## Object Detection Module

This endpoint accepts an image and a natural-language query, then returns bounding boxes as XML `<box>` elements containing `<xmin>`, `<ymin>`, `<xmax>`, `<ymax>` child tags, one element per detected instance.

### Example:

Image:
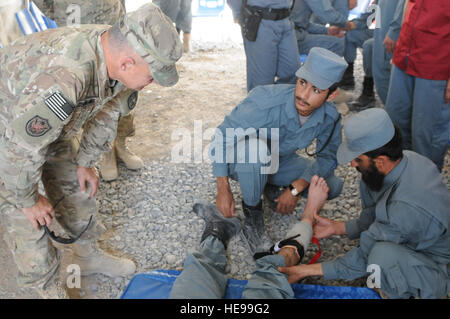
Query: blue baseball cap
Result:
<box><xmin>295</xmin><ymin>47</ymin><xmax>348</xmax><ymax>90</ymax></box>
<box><xmin>337</xmin><ymin>108</ymin><xmax>395</xmax><ymax>165</ymax></box>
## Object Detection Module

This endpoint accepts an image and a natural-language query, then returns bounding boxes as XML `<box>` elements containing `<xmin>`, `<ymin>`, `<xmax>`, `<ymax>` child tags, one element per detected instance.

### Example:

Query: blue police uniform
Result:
<box><xmin>310</xmin><ymin>0</ymin><xmax>350</xmax><ymax>25</ymax></box>
<box><xmin>372</xmin><ymin>0</ymin><xmax>404</xmax><ymax>104</ymax></box>
<box><xmin>227</xmin><ymin>0</ymin><xmax>300</xmax><ymax>92</ymax></box>
<box><xmin>322</xmin><ymin>151</ymin><xmax>450</xmax><ymax>299</ymax></box>
<box><xmin>343</xmin><ymin>8</ymin><xmax>374</xmax><ymax>66</ymax></box>
<box><xmin>290</xmin><ymin>0</ymin><xmax>348</xmax><ymax>56</ymax></box>
<box><xmin>153</xmin><ymin>0</ymin><xmax>192</xmax><ymax>34</ymax></box>
<box><xmin>211</xmin><ymin>84</ymin><xmax>343</xmax><ymax>207</ymax></box>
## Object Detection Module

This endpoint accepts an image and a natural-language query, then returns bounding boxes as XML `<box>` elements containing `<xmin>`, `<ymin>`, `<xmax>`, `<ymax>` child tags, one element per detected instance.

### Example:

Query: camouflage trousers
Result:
<box><xmin>0</xmin><ymin>137</ymin><xmax>105</xmax><ymax>288</ymax></box>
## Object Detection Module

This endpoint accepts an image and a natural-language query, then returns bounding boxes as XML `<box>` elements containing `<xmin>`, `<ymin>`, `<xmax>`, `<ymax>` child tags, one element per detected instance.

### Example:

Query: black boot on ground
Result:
<box><xmin>339</xmin><ymin>62</ymin><xmax>355</xmax><ymax>90</ymax></box>
<box><xmin>349</xmin><ymin>76</ymin><xmax>375</xmax><ymax>111</ymax></box>
<box><xmin>241</xmin><ymin>201</ymin><xmax>272</xmax><ymax>256</ymax></box>
<box><xmin>193</xmin><ymin>201</ymin><xmax>241</xmax><ymax>249</ymax></box>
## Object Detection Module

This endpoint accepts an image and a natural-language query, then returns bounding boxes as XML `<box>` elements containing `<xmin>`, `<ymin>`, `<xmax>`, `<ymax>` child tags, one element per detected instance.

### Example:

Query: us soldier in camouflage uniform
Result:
<box><xmin>33</xmin><ymin>0</ymin><xmax>145</xmax><ymax>181</ymax></box>
<box><xmin>0</xmin><ymin>3</ymin><xmax>182</xmax><ymax>298</ymax></box>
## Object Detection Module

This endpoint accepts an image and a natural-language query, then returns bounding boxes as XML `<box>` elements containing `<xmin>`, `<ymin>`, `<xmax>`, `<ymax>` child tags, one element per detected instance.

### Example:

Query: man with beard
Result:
<box><xmin>277</xmin><ymin>108</ymin><xmax>450</xmax><ymax>299</ymax></box>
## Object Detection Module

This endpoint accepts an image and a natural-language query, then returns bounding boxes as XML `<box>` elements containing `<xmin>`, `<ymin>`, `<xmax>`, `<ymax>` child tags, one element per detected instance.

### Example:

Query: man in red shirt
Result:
<box><xmin>385</xmin><ymin>0</ymin><xmax>450</xmax><ymax>171</ymax></box>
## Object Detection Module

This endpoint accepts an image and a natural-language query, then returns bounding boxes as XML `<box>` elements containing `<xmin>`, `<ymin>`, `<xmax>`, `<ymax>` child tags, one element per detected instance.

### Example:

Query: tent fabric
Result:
<box><xmin>121</xmin><ymin>269</ymin><xmax>381</xmax><ymax>299</ymax></box>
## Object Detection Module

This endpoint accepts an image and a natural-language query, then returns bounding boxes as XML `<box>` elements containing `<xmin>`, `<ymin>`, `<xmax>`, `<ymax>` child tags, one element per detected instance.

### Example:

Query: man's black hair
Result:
<box><xmin>364</xmin><ymin>125</ymin><xmax>403</xmax><ymax>161</ymax></box>
<box><xmin>326</xmin><ymin>82</ymin><xmax>339</xmax><ymax>99</ymax></box>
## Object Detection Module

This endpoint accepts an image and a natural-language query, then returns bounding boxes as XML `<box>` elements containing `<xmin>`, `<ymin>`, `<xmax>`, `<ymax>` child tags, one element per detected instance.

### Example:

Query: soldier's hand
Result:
<box><xmin>275</xmin><ymin>189</ymin><xmax>299</xmax><ymax>215</ymax></box>
<box><xmin>21</xmin><ymin>195</ymin><xmax>55</xmax><ymax>231</ymax></box>
<box><xmin>77</xmin><ymin>166</ymin><xmax>99</xmax><ymax>198</ymax></box>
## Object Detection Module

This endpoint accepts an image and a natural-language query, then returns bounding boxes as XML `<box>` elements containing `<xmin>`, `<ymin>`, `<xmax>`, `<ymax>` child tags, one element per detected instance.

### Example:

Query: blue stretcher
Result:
<box><xmin>121</xmin><ymin>269</ymin><xmax>381</xmax><ymax>299</ymax></box>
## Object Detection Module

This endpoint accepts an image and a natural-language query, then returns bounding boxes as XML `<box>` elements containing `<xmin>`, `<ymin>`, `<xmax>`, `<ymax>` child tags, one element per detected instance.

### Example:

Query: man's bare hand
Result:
<box><xmin>275</xmin><ymin>189</ymin><xmax>299</xmax><ymax>215</ymax></box>
<box><xmin>278</xmin><ymin>264</ymin><xmax>323</xmax><ymax>284</ymax></box>
<box><xmin>327</xmin><ymin>26</ymin><xmax>342</xmax><ymax>37</ymax></box>
<box><xmin>77</xmin><ymin>166</ymin><xmax>99</xmax><ymax>198</ymax></box>
<box><xmin>21</xmin><ymin>195</ymin><xmax>55</xmax><ymax>231</ymax></box>
<box><xmin>216</xmin><ymin>177</ymin><xmax>235</xmax><ymax>217</ymax></box>
<box><xmin>313</xmin><ymin>215</ymin><xmax>347</xmax><ymax>239</ymax></box>
<box><xmin>445</xmin><ymin>78</ymin><xmax>450</xmax><ymax>104</ymax></box>
<box><xmin>383</xmin><ymin>35</ymin><xmax>396</xmax><ymax>54</ymax></box>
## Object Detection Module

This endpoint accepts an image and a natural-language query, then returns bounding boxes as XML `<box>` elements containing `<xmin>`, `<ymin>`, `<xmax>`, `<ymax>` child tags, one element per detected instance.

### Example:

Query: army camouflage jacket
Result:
<box><xmin>0</xmin><ymin>25</ymin><xmax>132</xmax><ymax>209</ymax></box>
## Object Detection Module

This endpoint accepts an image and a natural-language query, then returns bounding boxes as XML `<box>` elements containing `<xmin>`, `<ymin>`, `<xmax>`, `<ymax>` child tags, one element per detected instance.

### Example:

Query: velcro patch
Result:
<box><xmin>26</xmin><ymin>115</ymin><xmax>51</xmax><ymax>137</ymax></box>
<box><xmin>127</xmin><ymin>92</ymin><xmax>138</xmax><ymax>110</ymax></box>
<box><xmin>44</xmin><ymin>92</ymin><xmax>73</xmax><ymax>121</ymax></box>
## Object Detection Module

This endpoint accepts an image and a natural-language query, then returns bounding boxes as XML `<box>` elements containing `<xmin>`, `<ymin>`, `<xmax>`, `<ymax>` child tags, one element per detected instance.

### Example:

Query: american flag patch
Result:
<box><xmin>44</xmin><ymin>92</ymin><xmax>73</xmax><ymax>121</ymax></box>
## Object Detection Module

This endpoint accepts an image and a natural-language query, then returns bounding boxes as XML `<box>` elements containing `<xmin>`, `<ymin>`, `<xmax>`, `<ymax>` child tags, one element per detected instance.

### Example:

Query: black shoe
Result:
<box><xmin>339</xmin><ymin>62</ymin><xmax>355</xmax><ymax>90</ymax></box>
<box><xmin>241</xmin><ymin>201</ymin><xmax>272</xmax><ymax>256</ymax></box>
<box><xmin>193</xmin><ymin>201</ymin><xmax>241</xmax><ymax>249</ymax></box>
<box><xmin>349</xmin><ymin>76</ymin><xmax>375</xmax><ymax>110</ymax></box>
<box><xmin>263</xmin><ymin>184</ymin><xmax>283</xmax><ymax>211</ymax></box>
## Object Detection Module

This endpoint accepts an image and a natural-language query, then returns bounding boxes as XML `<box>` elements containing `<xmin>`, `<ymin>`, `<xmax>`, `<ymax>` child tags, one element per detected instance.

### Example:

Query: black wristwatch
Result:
<box><xmin>289</xmin><ymin>184</ymin><xmax>301</xmax><ymax>197</ymax></box>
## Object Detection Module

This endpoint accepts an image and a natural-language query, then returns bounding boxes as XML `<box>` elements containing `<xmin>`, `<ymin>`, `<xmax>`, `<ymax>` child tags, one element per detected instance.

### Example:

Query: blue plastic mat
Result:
<box><xmin>121</xmin><ymin>269</ymin><xmax>381</xmax><ymax>299</ymax></box>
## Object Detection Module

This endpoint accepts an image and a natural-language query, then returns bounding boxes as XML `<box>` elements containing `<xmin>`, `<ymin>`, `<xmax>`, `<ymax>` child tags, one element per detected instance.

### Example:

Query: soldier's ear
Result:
<box><xmin>119</xmin><ymin>56</ymin><xmax>136</xmax><ymax>71</ymax></box>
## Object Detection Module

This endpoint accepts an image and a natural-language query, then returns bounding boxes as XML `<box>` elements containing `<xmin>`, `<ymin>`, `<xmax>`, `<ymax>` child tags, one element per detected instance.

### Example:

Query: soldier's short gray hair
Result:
<box><xmin>108</xmin><ymin>22</ymin><xmax>129</xmax><ymax>49</ymax></box>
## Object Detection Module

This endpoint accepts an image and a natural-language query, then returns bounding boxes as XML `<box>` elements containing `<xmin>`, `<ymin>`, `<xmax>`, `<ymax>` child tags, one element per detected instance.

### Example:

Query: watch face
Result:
<box><xmin>291</xmin><ymin>188</ymin><xmax>299</xmax><ymax>196</ymax></box>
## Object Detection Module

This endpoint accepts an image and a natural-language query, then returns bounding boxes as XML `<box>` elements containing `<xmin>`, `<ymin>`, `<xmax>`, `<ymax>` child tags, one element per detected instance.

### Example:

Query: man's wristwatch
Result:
<box><xmin>289</xmin><ymin>184</ymin><xmax>301</xmax><ymax>197</ymax></box>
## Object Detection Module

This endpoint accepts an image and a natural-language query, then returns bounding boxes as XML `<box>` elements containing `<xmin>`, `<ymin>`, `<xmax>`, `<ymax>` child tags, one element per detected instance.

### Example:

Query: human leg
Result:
<box><xmin>368</xmin><ymin>242</ymin><xmax>449</xmax><ymax>299</ymax></box>
<box><xmin>385</xmin><ymin>65</ymin><xmax>414</xmax><ymax>150</ymax></box>
<box><xmin>275</xmin><ymin>20</ymin><xmax>301</xmax><ymax>85</ymax></box>
<box><xmin>169</xmin><ymin>202</ymin><xmax>241</xmax><ymax>298</ymax></box>
<box><xmin>411</xmin><ymin>77</ymin><xmax>450</xmax><ymax>171</ymax></box>
<box><xmin>42</xmin><ymin>138</ymin><xmax>135</xmax><ymax>278</ymax></box>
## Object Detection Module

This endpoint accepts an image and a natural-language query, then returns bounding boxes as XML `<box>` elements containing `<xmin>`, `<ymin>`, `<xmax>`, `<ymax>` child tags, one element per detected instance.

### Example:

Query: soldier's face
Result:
<box><xmin>294</xmin><ymin>78</ymin><xmax>329</xmax><ymax>117</ymax></box>
<box><xmin>118</xmin><ymin>56</ymin><xmax>154</xmax><ymax>90</ymax></box>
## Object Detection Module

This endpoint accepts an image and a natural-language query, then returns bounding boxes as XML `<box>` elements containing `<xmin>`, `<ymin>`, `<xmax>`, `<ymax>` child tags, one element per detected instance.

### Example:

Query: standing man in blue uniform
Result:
<box><xmin>290</xmin><ymin>0</ymin><xmax>352</xmax><ymax>56</ymax></box>
<box><xmin>227</xmin><ymin>0</ymin><xmax>300</xmax><ymax>92</ymax></box>
<box><xmin>372</xmin><ymin>0</ymin><xmax>405</xmax><ymax>105</ymax></box>
<box><xmin>279</xmin><ymin>109</ymin><xmax>450</xmax><ymax>299</ymax></box>
<box><xmin>210</xmin><ymin>48</ymin><xmax>347</xmax><ymax>255</ymax></box>
<box><xmin>153</xmin><ymin>0</ymin><xmax>192</xmax><ymax>53</ymax></box>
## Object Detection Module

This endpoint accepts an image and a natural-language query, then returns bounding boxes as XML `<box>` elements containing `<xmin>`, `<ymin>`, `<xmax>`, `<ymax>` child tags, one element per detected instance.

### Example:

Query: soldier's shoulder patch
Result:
<box><xmin>25</xmin><ymin>115</ymin><xmax>52</xmax><ymax>137</ymax></box>
<box><xmin>127</xmin><ymin>92</ymin><xmax>138</xmax><ymax>110</ymax></box>
<box><xmin>44</xmin><ymin>91</ymin><xmax>74</xmax><ymax>121</ymax></box>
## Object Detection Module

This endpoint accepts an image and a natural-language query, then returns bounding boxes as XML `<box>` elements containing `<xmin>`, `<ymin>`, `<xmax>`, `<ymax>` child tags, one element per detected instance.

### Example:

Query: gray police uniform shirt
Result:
<box><xmin>0</xmin><ymin>25</ymin><xmax>127</xmax><ymax>209</ymax></box>
<box><xmin>227</xmin><ymin>0</ymin><xmax>294</xmax><ymax>20</ymax></box>
<box><xmin>211</xmin><ymin>84</ymin><xmax>342</xmax><ymax>182</ymax></box>
<box><xmin>290</xmin><ymin>0</ymin><xmax>348</xmax><ymax>35</ymax></box>
<box><xmin>322</xmin><ymin>151</ymin><xmax>450</xmax><ymax>280</ymax></box>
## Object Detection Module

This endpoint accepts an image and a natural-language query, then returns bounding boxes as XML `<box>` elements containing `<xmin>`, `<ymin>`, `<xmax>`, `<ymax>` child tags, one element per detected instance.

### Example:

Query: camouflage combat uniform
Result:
<box><xmin>0</xmin><ymin>2</ymin><xmax>182</xmax><ymax>289</ymax></box>
<box><xmin>33</xmin><ymin>0</ymin><xmax>137</xmax><ymax>149</ymax></box>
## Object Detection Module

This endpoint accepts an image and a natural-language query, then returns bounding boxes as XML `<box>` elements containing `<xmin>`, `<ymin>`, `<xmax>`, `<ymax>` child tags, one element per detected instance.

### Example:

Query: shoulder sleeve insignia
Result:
<box><xmin>26</xmin><ymin>115</ymin><xmax>52</xmax><ymax>137</ymax></box>
<box><xmin>127</xmin><ymin>92</ymin><xmax>138</xmax><ymax>110</ymax></box>
<box><xmin>44</xmin><ymin>92</ymin><xmax>74</xmax><ymax>121</ymax></box>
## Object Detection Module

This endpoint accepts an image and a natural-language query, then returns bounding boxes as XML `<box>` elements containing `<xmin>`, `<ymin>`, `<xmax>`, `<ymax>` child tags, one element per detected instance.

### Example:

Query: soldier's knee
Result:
<box><xmin>325</xmin><ymin>175</ymin><xmax>343</xmax><ymax>199</ymax></box>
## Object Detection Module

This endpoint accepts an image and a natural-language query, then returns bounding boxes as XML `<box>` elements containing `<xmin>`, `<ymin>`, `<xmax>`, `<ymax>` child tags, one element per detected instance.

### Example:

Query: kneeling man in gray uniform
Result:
<box><xmin>278</xmin><ymin>108</ymin><xmax>450</xmax><ymax>299</ymax></box>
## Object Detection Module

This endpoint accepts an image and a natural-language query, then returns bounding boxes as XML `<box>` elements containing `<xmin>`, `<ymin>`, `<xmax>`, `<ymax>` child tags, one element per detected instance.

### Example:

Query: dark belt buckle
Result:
<box><xmin>43</xmin><ymin>215</ymin><xmax>93</xmax><ymax>245</ymax></box>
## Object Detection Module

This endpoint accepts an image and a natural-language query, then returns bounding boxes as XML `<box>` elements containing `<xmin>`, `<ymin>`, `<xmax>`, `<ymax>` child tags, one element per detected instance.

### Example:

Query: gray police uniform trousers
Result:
<box><xmin>372</xmin><ymin>27</ymin><xmax>393</xmax><ymax>104</ymax></box>
<box><xmin>169</xmin><ymin>236</ymin><xmax>294</xmax><ymax>298</ymax></box>
<box><xmin>153</xmin><ymin>0</ymin><xmax>192</xmax><ymax>34</ymax></box>
<box><xmin>243</xmin><ymin>18</ymin><xmax>300</xmax><ymax>92</ymax></box>
<box><xmin>368</xmin><ymin>241</ymin><xmax>449</xmax><ymax>299</ymax></box>
<box><xmin>0</xmin><ymin>138</ymin><xmax>103</xmax><ymax>287</ymax></box>
<box><xmin>343</xmin><ymin>28</ymin><xmax>373</xmax><ymax>65</ymax></box>
<box><xmin>385</xmin><ymin>65</ymin><xmax>450</xmax><ymax>171</ymax></box>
